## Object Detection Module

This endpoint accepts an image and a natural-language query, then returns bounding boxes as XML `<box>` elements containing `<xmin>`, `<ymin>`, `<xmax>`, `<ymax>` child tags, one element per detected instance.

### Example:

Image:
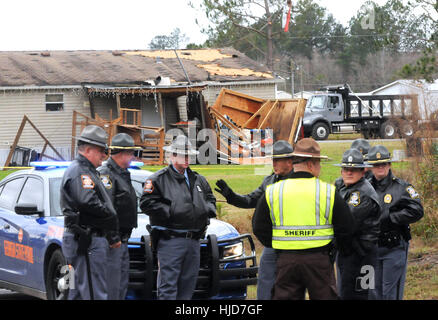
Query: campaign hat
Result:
<box><xmin>75</xmin><ymin>125</ymin><xmax>108</xmax><ymax>149</ymax></box>
<box><xmin>334</xmin><ymin>148</ymin><xmax>372</xmax><ymax>168</ymax></box>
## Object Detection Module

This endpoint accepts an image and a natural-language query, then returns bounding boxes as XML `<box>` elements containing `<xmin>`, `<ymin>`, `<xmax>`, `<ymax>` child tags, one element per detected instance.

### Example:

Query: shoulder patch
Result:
<box><xmin>406</xmin><ymin>186</ymin><xmax>419</xmax><ymax>199</ymax></box>
<box><xmin>348</xmin><ymin>191</ymin><xmax>360</xmax><ymax>207</ymax></box>
<box><xmin>100</xmin><ymin>175</ymin><xmax>112</xmax><ymax>189</ymax></box>
<box><xmin>143</xmin><ymin>179</ymin><xmax>154</xmax><ymax>194</ymax></box>
<box><xmin>81</xmin><ymin>175</ymin><xmax>95</xmax><ymax>189</ymax></box>
<box><xmin>384</xmin><ymin>193</ymin><xmax>392</xmax><ymax>204</ymax></box>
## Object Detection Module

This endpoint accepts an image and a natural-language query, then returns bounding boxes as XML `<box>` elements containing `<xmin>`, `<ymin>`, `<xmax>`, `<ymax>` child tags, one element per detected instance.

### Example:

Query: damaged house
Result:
<box><xmin>0</xmin><ymin>48</ymin><xmax>282</xmax><ymax>164</ymax></box>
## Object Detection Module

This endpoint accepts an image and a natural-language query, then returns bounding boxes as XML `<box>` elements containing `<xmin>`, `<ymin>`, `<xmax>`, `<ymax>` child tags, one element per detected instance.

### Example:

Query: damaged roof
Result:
<box><xmin>0</xmin><ymin>48</ymin><xmax>274</xmax><ymax>87</ymax></box>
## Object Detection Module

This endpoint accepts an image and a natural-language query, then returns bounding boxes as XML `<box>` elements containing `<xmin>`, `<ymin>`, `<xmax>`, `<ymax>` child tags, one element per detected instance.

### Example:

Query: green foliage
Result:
<box><xmin>398</xmin><ymin>0</ymin><xmax>438</xmax><ymax>81</ymax></box>
<box><xmin>148</xmin><ymin>28</ymin><xmax>189</xmax><ymax>50</ymax></box>
<box><xmin>399</xmin><ymin>48</ymin><xmax>438</xmax><ymax>82</ymax></box>
<box><xmin>191</xmin><ymin>0</ymin><xmax>433</xmax><ymax>90</ymax></box>
<box><xmin>410</xmin><ymin>154</ymin><xmax>438</xmax><ymax>242</ymax></box>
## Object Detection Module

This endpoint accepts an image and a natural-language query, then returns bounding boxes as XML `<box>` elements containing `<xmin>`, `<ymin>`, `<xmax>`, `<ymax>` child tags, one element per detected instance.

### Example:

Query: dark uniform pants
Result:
<box><xmin>62</xmin><ymin>231</ymin><xmax>109</xmax><ymax>300</ymax></box>
<box><xmin>374</xmin><ymin>239</ymin><xmax>409</xmax><ymax>300</ymax></box>
<box><xmin>156</xmin><ymin>237</ymin><xmax>200</xmax><ymax>300</ymax></box>
<box><xmin>273</xmin><ymin>251</ymin><xmax>338</xmax><ymax>300</ymax></box>
<box><xmin>106</xmin><ymin>242</ymin><xmax>130</xmax><ymax>300</ymax></box>
<box><xmin>336</xmin><ymin>245</ymin><xmax>378</xmax><ymax>300</ymax></box>
<box><xmin>257</xmin><ymin>247</ymin><xmax>277</xmax><ymax>300</ymax></box>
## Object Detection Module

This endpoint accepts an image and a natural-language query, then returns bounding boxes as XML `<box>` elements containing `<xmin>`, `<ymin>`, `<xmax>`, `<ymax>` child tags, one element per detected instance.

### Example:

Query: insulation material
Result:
<box><xmin>123</xmin><ymin>49</ymin><xmax>233</xmax><ymax>61</ymax></box>
<box><xmin>197</xmin><ymin>64</ymin><xmax>273</xmax><ymax>79</ymax></box>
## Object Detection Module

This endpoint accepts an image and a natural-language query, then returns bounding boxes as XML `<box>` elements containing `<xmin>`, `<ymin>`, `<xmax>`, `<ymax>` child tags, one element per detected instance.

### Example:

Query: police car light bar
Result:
<box><xmin>30</xmin><ymin>161</ymin><xmax>72</xmax><ymax>169</ymax></box>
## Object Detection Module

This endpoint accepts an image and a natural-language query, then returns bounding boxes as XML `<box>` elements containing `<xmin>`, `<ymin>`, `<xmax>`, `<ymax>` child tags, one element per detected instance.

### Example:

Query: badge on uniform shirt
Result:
<box><xmin>143</xmin><ymin>179</ymin><xmax>154</xmax><ymax>194</ymax></box>
<box><xmin>348</xmin><ymin>191</ymin><xmax>360</xmax><ymax>207</ymax></box>
<box><xmin>406</xmin><ymin>186</ymin><xmax>419</xmax><ymax>199</ymax></box>
<box><xmin>100</xmin><ymin>175</ymin><xmax>112</xmax><ymax>189</ymax></box>
<box><xmin>81</xmin><ymin>175</ymin><xmax>95</xmax><ymax>189</ymax></box>
<box><xmin>196</xmin><ymin>185</ymin><xmax>202</xmax><ymax>193</ymax></box>
<box><xmin>384</xmin><ymin>193</ymin><xmax>392</xmax><ymax>204</ymax></box>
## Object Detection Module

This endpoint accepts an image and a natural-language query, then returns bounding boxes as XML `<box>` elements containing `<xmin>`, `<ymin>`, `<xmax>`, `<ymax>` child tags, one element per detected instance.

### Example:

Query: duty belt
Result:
<box><xmin>166</xmin><ymin>229</ymin><xmax>203</xmax><ymax>240</ymax></box>
<box><xmin>64</xmin><ymin>227</ymin><xmax>106</xmax><ymax>237</ymax></box>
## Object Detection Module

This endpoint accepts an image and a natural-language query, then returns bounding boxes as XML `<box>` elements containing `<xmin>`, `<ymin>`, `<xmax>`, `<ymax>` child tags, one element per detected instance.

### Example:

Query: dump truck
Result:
<box><xmin>303</xmin><ymin>84</ymin><xmax>420</xmax><ymax>140</ymax></box>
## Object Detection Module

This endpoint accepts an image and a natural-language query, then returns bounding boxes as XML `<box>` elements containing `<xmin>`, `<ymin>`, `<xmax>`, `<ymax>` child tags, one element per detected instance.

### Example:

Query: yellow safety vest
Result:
<box><xmin>265</xmin><ymin>177</ymin><xmax>335</xmax><ymax>250</ymax></box>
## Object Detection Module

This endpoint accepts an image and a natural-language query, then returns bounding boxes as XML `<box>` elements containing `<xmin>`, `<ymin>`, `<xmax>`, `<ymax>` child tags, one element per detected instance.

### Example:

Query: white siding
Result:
<box><xmin>0</xmin><ymin>88</ymin><xmax>91</xmax><ymax>163</ymax></box>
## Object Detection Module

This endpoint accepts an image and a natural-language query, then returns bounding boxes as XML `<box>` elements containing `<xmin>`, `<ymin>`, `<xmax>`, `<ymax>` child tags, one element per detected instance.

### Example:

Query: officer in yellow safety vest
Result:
<box><xmin>253</xmin><ymin>138</ymin><xmax>355</xmax><ymax>300</ymax></box>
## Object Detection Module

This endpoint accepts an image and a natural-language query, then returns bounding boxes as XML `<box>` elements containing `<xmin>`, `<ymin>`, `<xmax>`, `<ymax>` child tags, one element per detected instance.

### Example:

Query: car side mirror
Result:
<box><xmin>15</xmin><ymin>203</ymin><xmax>44</xmax><ymax>217</ymax></box>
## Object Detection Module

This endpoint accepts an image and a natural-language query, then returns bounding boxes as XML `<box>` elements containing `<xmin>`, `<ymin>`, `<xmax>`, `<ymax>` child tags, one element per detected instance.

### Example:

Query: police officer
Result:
<box><xmin>214</xmin><ymin>140</ymin><xmax>294</xmax><ymax>300</ymax></box>
<box><xmin>98</xmin><ymin>133</ymin><xmax>142</xmax><ymax>300</ymax></box>
<box><xmin>253</xmin><ymin>138</ymin><xmax>355</xmax><ymax>300</ymax></box>
<box><xmin>61</xmin><ymin>125</ymin><xmax>121</xmax><ymax>300</ymax></box>
<box><xmin>368</xmin><ymin>145</ymin><xmax>424</xmax><ymax>300</ymax></box>
<box><xmin>334</xmin><ymin>148</ymin><xmax>381</xmax><ymax>300</ymax></box>
<box><xmin>140</xmin><ymin>135</ymin><xmax>216</xmax><ymax>300</ymax></box>
<box><xmin>351</xmin><ymin>138</ymin><xmax>373</xmax><ymax>179</ymax></box>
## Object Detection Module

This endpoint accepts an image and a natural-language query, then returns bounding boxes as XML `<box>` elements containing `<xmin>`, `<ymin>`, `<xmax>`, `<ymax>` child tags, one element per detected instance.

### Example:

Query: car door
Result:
<box><xmin>14</xmin><ymin>176</ymin><xmax>46</xmax><ymax>289</ymax></box>
<box><xmin>327</xmin><ymin>94</ymin><xmax>344</xmax><ymax>122</ymax></box>
<box><xmin>0</xmin><ymin>176</ymin><xmax>28</xmax><ymax>284</ymax></box>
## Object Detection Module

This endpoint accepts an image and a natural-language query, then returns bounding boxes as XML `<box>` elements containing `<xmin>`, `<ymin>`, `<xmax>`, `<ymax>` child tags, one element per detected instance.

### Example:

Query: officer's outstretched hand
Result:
<box><xmin>215</xmin><ymin>179</ymin><xmax>233</xmax><ymax>200</ymax></box>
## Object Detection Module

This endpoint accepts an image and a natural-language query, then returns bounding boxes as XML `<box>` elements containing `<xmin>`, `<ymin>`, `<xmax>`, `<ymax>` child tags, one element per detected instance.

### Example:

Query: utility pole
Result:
<box><xmin>290</xmin><ymin>59</ymin><xmax>295</xmax><ymax>97</ymax></box>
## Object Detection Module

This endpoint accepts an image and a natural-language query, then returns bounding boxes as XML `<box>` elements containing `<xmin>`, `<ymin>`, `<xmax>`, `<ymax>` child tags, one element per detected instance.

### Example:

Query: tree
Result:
<box><xmin>191</xmin><ymin>0</ymin><xmax>286</xmax><ymax>70</ymax></box>
<box><xmin>148</xmin><ymin>28</ymin><xmax>189</xmax><ymax>50</ymax></box>
<box><xmin>398</xmin><ymin>0</ymin><xmax>438</xmax><ymax>81</ymax></box>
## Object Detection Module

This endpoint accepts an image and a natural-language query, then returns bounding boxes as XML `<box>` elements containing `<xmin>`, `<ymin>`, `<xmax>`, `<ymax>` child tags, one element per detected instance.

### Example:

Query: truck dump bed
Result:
<box><xmin>346</xmin><ymin>94</ymin><xmax>419</xmax><ymax>120</ymax></box>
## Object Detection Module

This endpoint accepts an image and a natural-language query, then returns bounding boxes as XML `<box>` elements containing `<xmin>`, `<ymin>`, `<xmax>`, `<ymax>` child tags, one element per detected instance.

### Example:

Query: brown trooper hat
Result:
<box><xmin>291</xmin><ymin>138</ymin><xmax>330</xmax><ymax>160</ymax></box>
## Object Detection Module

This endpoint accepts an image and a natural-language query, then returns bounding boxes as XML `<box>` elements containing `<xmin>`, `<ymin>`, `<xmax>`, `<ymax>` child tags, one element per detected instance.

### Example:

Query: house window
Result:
<box><xmin>45</xmin><ymin>94</ymin><xmax>64</xmax><ymax>111</ymax></box>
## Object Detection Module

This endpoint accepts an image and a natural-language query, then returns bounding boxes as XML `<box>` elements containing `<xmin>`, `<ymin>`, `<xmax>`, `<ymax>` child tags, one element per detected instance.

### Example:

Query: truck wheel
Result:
<box><xmin>46</xmin><ymin>249</ymin><xmax>68</xmax><ymax>300</ymax></box>
<box><xmin>311</xmin><ymin>122</ymin><xmax>330</xmax><ymax>140</ymax></box>
<box><xmin>400</xmin><ymin>121</ymin><xmax>415</xmax><ymax>138</ymax></box>
<box><xmin>380</xmin><ymin>121</ymin><xmax>397</xmax><ymax>139</ymax></box>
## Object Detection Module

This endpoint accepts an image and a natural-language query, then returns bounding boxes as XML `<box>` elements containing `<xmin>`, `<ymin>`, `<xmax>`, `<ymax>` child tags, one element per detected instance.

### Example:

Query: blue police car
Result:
<box><xmin>0</xmin><ymin>162</ymin><xmax>258</xmax><ymax>300</ymax></box>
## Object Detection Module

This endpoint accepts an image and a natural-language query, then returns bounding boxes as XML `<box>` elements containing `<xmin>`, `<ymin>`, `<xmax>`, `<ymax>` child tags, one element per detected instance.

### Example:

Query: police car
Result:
<box><xmin>0</xmin><ymin>161</ymin><xmax>258</xmax><ymax>300</ymax></box>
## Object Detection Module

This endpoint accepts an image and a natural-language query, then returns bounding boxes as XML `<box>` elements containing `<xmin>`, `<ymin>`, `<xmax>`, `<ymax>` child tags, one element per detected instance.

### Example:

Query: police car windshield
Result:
<box><xmin>49</xmin><ymin>177</ymin><xmax>63</xmax><ymax>216</ymax></box>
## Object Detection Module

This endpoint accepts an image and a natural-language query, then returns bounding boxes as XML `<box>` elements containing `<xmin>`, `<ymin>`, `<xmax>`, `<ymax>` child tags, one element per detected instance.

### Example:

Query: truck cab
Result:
<box><xmin>303</xmin><ymin>93</ymin><xmax>344</xmax><ymax>140</ymax></box>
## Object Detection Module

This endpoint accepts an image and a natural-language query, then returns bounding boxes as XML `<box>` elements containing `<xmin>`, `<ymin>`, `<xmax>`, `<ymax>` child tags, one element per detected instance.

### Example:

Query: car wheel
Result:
<box><xmin>311</xmin><ymin>122</ymin><xmax>330</xmax><ymax>140</ymax></box>
<box><xmin>46</xmin><ymin>249</ymin><xmax>68</xmax><ymax>300</ymax></box>
<box><xmin>380</xmin><ymin>121</ymin><xmax>397</xmax><ymax>139</ymax></box>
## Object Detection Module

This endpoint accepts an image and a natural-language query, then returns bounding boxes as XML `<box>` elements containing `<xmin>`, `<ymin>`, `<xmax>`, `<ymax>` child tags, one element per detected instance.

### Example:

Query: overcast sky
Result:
<box><xmin>0</xmin><ymin>0</ymin><xmax>389</xmax><ymax>51</ymax></box>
